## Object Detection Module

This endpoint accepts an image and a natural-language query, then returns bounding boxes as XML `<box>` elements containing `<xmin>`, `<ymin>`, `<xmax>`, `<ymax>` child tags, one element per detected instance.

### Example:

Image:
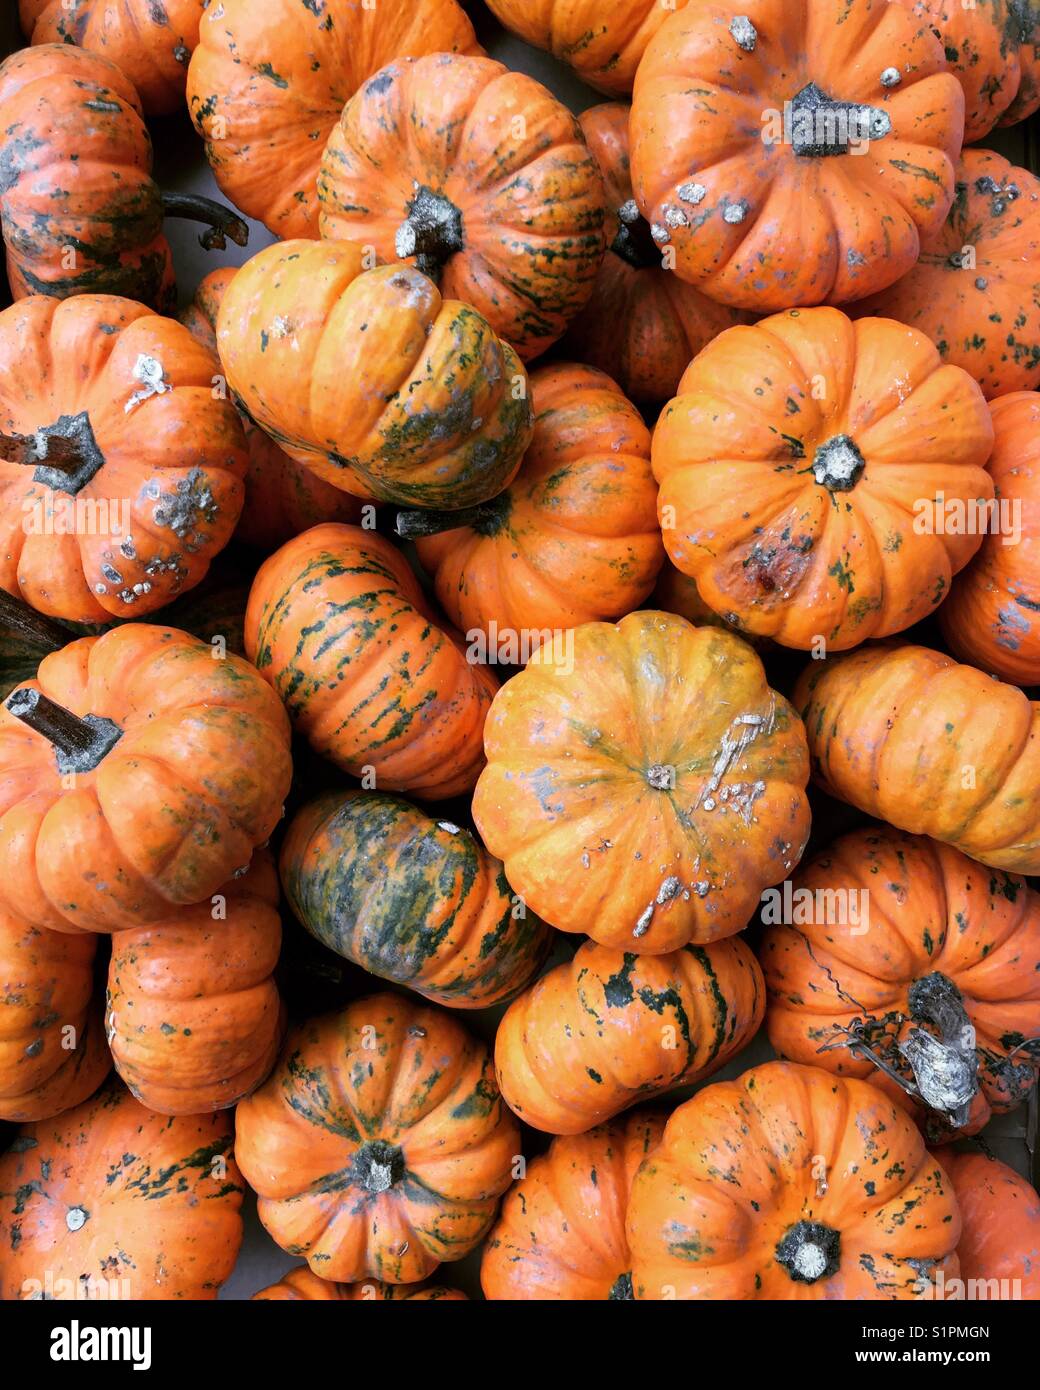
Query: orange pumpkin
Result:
<box><xmin>408</xmin><ymin>363</ymin><xmax>662</xmax><ymax>642</ymax></box>
<box><xmin>254</xmin><ymin>1268</ymin><xmax>467</xmax><ymax>1301</ymax></box>
<box><xmin>938</xmin><ymin>1151</ymin><xmax>1040</xmax><ymax>1298</ymax></box>
<box><xmin>216</xmin><ymin>241</ymin><xmax>532</xmax><ymax>510</ymax></box>
<box><xmin>761</xmin><ymin>828</ymin><xmax>1040</xmax><ymax>1142</ymax></box>
<box><xmin>652</xmin><ymin>308</ymin><xmax>995</xmax><ymax>650</ymax></box>
<box><xmin>0</xmin><ymin>1080</ymin><xmax>244</xmax><ymax>1300</ymax></box>
<box><xmin>235</xmin><ymin>994</ymin><xmax>519</xmax><ymax>1284</ymax></box>
<box><xmin>630</xmin><ymin>0</ymin><xmax>963</xmax><ymax>310</ymax></box>
<box><xmin>0</xmin><ymin>293</ymin><xmax>249</xmax><ymax>623</ymax></box>
<box><xmin>494</xmin><ymin>938</ymin><xmax>764</xmax><ymax>1134</ymax></box>
<box><xmin>0</xmin><ymin>623</ymin><xmax>292</xmax><ymax>932</ymax></box>
<box><xmin>317</xmin><ymin>54</ymin><xmax>606</xmax><ymax>361</ymax></box>
<box><xmin>482</xmin><ymin>1109</ymin><xmax>666</xmax><ymax>1300</ymax></box>
<box><xmin>795</xmin><ymin>643</ymin><xmax>1040</xmax><ymax>874</ymax></box>
<box><xmin>106</xmin><ymin>851</ymin><xmax>284</xmax><ymax>1115</ymax></box>
<box><xmin>187</xmin><ymin>0</ymin><xmax>479</xmax><ymax>238</ymax></box>
<box><xmin>626</xmin><ymin>1061</ymin><xmax>962</xmax><ymax>1299</ymax></box>
<box><xmin>940</xmin><ymin>392</ymin><xmax>1040</xmax><ymax>684</ymax></box>
<box><xmin>560</xmin><ymin>103</ymin><xmax>747</xmax><ymax>403</ymax></box>
<box><xmin>473</xmin><ymin>610</ymin><xmax>811</xmax><ymax>953</ymax></box>
<box><xmin>0</xmin><ymin>907</ymin><xmax>109</xmax><ymax>1122</ymax></box>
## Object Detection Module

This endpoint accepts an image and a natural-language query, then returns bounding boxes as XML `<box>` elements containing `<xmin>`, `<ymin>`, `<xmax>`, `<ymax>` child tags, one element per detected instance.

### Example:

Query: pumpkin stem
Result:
<box><xmin>0</xmin><ymin>412</ymin><xmax>106</xmax><ymax>495</ymax></box>
<box><xmin>775</xmin><ymin>1221</ymin><xmax>841</xmax><ymax>1283</ymax></box>
<box><xmin>4</xmin><ymin>688</ymin><xmax>122</xmax><ymax>774</ymax></box>
<box><xmin>395</xmin><ymin>493</ymin><xmax>512</xmax><ymax>539</ymax></box>
<box><xmin>350</xmin><ymin>1139</ymin><xmax>406</xmax><ymax>1193</ymax></box>
<box><xmin>0</xmin><ymin>590</ymin><xmax>71</xmax><ymax>655</ymax></box>
<box><xmin>608</xmin><ymin>1272</ymin><xmax>635</xmax><ymax>1300</ymax></box>
<box><xmin>160</xmin><ymin>192</ymin><xmax>250</xmax><ymax>252</ymax></box>
<box><xmin>811</xmin><ymin>434</ymin><xmax>865</xmax><ymax>492</ymax></box>
<box><xmin>788</xmin><ymin>83</ymin><xmax>891</xmax><ymax>158</ymax></box>
<box><xmin>611</xmin><ymin>200</ymin><xmax>662</xmax><ymax>271</ymax></box>
<box><xmin>394</xmin><ymin>183</ymin><xmax>465</xmax><ymax>281</ymax></box>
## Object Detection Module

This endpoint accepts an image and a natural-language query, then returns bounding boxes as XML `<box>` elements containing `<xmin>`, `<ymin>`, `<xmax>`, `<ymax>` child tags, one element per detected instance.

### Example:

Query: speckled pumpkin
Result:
<box><xmin>234</xmin><ymin>994</ymin><xmax>519</xmax><ymax>1284</ymax></box>
<box><xmin>761</xmin><ymin>828</ymin><xmax>1040</xmax><ymax>1142</ymax></box>
<box><xmin>20</xmin><ymin>0</ymin><xmax>204</xmax><ymax>115</ymax></box>
<box><xmin>482</xmin><ymin>1108</ymin><xmax>666</xmax><ymax>1300</ymax></box>
<box><xmin>254</xmin><ymin>1268</ymin><xmax>467</xmax><ymax>1300</ymax></box>
<box><xmin>938</xmin><ymin>1150</ymin><xmax>1040</xmax><ymax>1298</ymax></box>
<box><xmin>560</xmin><ymin>104</ymin><xmax>747</xmax><ymax>403</ymax></box>
<box><xmin>630</xmin><ymin>0</ymin><xmax>964</xmax><ymax>310</ymax></box>
<box><xmin>187</xmin><ymin>0</ymin><xmax>479</xmax><ymax>238</ymax></box>
<box><xmin>106</xmin><ymin>850</ymin><xmax>284</xmax><ymax>1115</ymax></box>
<box><xmin>795</xmin><ymin>643</ymin><xmax>1040</xmax><ymax>874</ymax></box>
<box><xmin>410</xmin><ymin>363</ymin><xmax>662</xmax><ymax>640</ymax></box>
<box><xmin>858</xmin><ymin>151</ymin><xmax>1040</xmax><ymax>400</ymax></box>
<box><xmin>0</xmin><ymin>623</ymin><xmax>292</xmax><ymax>933</ymax></box>
<box><xmin>280</xmin><ymin>791</ymin><xmax>551</xmax><ymax>1010</ymax></box>
<box><xmin>317</xmin><ymin>54</ymin><xmax>607</xmax><ymax>361</ymax></box>
<box><xmin>0</xmin><ymin>1080</ymin><xmax>243</xmax><ymax>1299</ymax></box>
<box><xmin>0</xmin><ymin>906</ymin><xmax>109</xmax><ymax>1122</ymax></box>
<box><xmin>626</xmin><ymin>1061</ymin><xmax>962</xmax><ymax>1299</ymax></box>
<box><xmin>216</xmin><ymin>241</ymin><xmax>532</xmax><ymax>510</ymax></box>
<box><xmin>652</xmin><ymin>308</ymin><xmax>995</xmax><ymax>650</ymax></box>
<box><xmin>940</xmin><ymin>392</ymin><xmax>1040</xmax><ymax>684</ymax></box>
<box><xmin>472</xmin><ymin>610</ymin><xmax>811</xmax><ymax>953</ymax></box>
<box><xmin>495</xmin><ymin>938</ymin><xmax>764</xmax><ymax>1134</ymax></box>
<box><xmin>246</xmin><ymin>524</ymin><xmax>496</xmax><ymax>801</ymax></box>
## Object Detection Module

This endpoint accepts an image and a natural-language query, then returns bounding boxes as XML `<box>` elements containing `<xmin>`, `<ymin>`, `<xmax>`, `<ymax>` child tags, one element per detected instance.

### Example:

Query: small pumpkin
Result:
<box><xmin>187</xmin><ymin>0</ymin><xmax>479</xmax><ymax>238</ymax></box>
<box><xmin>246</xmin><ymin>524</ymin><xmax>496</xmax><ymax>801</ymax></box>
<box><xmin>406</xmin><ymin>363</ymin><xmax>662</xmax><ymax>641</ymax></box>
<box><xmin>20</xmin><ymin>0</ymin><xmax>204</xmax><ymax>115</ymax></box>
<box><xmin>940</xmin><ymin>392</ymin><xmax>1040</xmax><ymax>684</ymax></box>
<box><xmin>473</xmin><ymin>610</ymin><xmax>810</xmax><ymax>953</ymax></box>
<box><xmin>482</xmin><ymin>1108</ymin><xmax>666</xmax><ymax>1300</ymax></box>
<box><xmin>217</xmin><ymin>241</ymin><xmax>532</xmax><ymax>510</ymax></box>
<box><xmin>760</xmin><ymin>828</ymin><xmax>1040</xmax><ymax>1142</ymax></box>
<box><xmin>106</xmin><ymin>850</ymin><xmax>284</xmax><ymax>1115</ymax></box>
<box><xmin>630</xmin><ymin>0</ymin><xmax>963</xmax><ymax>310</ymax></box>
<box><xmin>560</xmin><ymin>103</ymin><xmax>747</xmax><ymax>403</ymax></box>
<box><xmin>494</xmin><ymin>938</ymin><xmax>764</xmax><ymax>1135</ymax></box>
<box><xmin>858</xmin><ymin>150</ymin><xmax>1040</xmax><ymax>400</ymax></box>
<box><xmin>938</xmin><ymin>1150</ymin><xmax>1040</xmax><ymax>1298</ymax></box>
<box><xmin>626</xmin><ymin>1061</ymin><xmax>961</xmax><ymax>1299</ymax></box>
<box><xmin>0</xmin><ymin>623</ymin><xmax>292</xmax><ymax>932</ymax></box>
<box><xmin>0</xmin><ymin>906</ymin><xmax>109</xmax><ymax>1122</ymax></box>
<box><xmin>254</xmin><ymin>1268</ymin><xmax>467</xmax><ymax>1301</ymax></box>
<box><xmin>795</xmin><ymin>643</ymin><xmax>1040</xmax><ymax>875</ymax></box>
<box><xmin>317</xmin><ymin>54</ymin><xmax>607</xmax><ymax>361</ymax></box>
<box><xmin>0</xmin><ymin>1079</ymin><xmax>244</xmax><ymax>1300</ymax></box>
<box><xmin>234</xmin><ymin>994</ymin><xmax>519</xmax><ymax>1284</ymax></box>
<box><xmin>652</xmin><ymin>308</ymin><xmax>995</xmax><ymax>651</ymax></box>
<box><xmin>0</xmin><ymin>45</ymin><xmax>246</xmax><ymax>313</ymax></box>
<box><xmin>280</xmin><ymin>791</ymin><xmax>551</xmax><ymax>1010</ymax></box>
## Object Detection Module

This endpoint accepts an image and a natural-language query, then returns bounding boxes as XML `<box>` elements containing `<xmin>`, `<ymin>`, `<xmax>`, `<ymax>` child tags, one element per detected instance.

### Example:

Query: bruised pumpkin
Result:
<box><xmin>253</xmin><ymin>1268</ymin><xmax>467</xmax><ymax>1300</ymax></box>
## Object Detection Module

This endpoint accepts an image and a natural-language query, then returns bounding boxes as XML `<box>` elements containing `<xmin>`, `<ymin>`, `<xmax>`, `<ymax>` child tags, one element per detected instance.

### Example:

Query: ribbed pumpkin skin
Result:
<box><xmin>180</xmin><ymin>269</ymin><xmax>361</xmax><ymax>553</ymax></box>
<box><xmin>795</xmin><ymin>643</ymin><xmax>1040</xmax><ymax>874</ymax></box>
<box><xmin>0</xmin><ymin>45</ymin><xmax>175</xmax><ymax>310</ymax></box>
<box><xmin>859</xmin><ymin>151</ymin><xmax>1040</xmax><ymax>400</ymax></box>
<box><xmin>561</xmin><ymin>104</ymin><xmax>747</xmax><ymax>403</ymax></box>
<box><xmin>473</xmin><ymin>611</ymin><xmax>810</xmax><ymax>953</ymax></box>
<box><xmin>280</xmin><ymin>791</ymin><xmax>551</xmax><ymax>1010</ymax></box>
<box><xmin>761</xmin><ymin>828</ymin><xmax>1040</xmax><ymax>1137</ymax></box>
<box><xmin>938</xmin><ymin>1151</ymin><xmax>1040</xmax><ymax>1298</ymax></box>
<box><xmin>0</xmin><ymin>1081</ymin><xmax>244</xmax><ymax>1300</ymax></box>
<box><xmin>318</xmin><ymin>54</ymin><xmax>607</xmax><ymax>361</ymax></box>
<box><xmin>246</xmin><ymin>525</ymin><xmax>497</xmax><ymax>801</ymax></box>
<box><xmin>21</xmin><ymin>0</ymin><xmax>203</xmax><ymax>115</ymax></box>
<box><xmin>106</xmin><ymin>851</ymin><xmax>284</xmax><ymax>1115</ymax></box>
<box><xmin>652</xmin><ymin>309</ymin><xmax>995</xmax><ymax>651</ymax></box>
<box><xmin>415</xmin><ymin>364</ymin><xmax>663</xmax><ymax>638</ymax></box>
<box><xmin>0</xmin><ymin>908</ymin><xmax>109</xmax><ymax>1122</ymax></box>
<box><xmin>495</xmin><ymin>937</ymin><xmax>765</xmax><ymax>1134</ymax></box>
<box><xmin>940</xmin><ymin>393</ymin><xmax>1040</xmax><ymax>683</ymax></box>
<box><xmin>187</xmin><ymin>0</ymin><xmax>479</xmax><ymax>238</ymax></box>
<box><xmin>0</xmin><ymin>294</ymin><xmax>249</xmax><ymax>623</ymax></box>
<box><xmin>234</xmin><ymin>994</ymin><xmax>520</xmax><ymax>1284</ymax></box>
<box><xmin>254</xmin><ymin>1268</ymin><xmax>467</xmax><ymax>1301</ymax></box>
<box><xmin>216</xmin><ymin>241</ymin><xmax>532</xmax><ymax>510</ymax></box>
<box><xmin>630</xmin><ymin>0</ymin><xmax>963</xmax><ymax>310</ymax></box>
<box><xmin>0</xmin><ymin>625</ymin><xmax>292</xmax><ymax>933</ymax></box>
<box><xmin>482</xmin><ymin>1109</ymin><xmax>666</xmax><ymax>1300</ymax></box>
<box><xmin>627</xmin><ymin>1062</ymin><xmax>962</xmax><ymax>1300</ymax></box>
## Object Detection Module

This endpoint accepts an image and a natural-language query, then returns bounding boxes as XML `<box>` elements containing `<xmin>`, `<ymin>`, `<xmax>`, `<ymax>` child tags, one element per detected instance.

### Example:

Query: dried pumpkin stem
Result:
<box><xmin>5</xmin><ymin>688</ymin><xmax>122</xmax><ymax>774</ymax></box>
<box><xmin>160</xmin><ymin>192</ymin><xmax>250</xmax><ymax>252</ymax></box>
<box><xmin>0</xmin><ymin>590</ymin><xmax>70</xmax><ymax>654</ymax></box>
<box><xmin>395</xmin><ymin>496</ymin><xmax>510</xmax><ymax>539</ymax></box>
<box><xmin>0</xmin><ymin>411</ymin><xmax>106</xmax><ymax>494</ymax></box>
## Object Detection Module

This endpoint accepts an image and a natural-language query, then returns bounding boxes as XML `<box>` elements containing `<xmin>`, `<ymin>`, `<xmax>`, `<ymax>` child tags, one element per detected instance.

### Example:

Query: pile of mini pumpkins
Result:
<box><xmin>0</xmin><ymin>0</ymin><xmax>1038</xmax><ymax>1303</ymax></box>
